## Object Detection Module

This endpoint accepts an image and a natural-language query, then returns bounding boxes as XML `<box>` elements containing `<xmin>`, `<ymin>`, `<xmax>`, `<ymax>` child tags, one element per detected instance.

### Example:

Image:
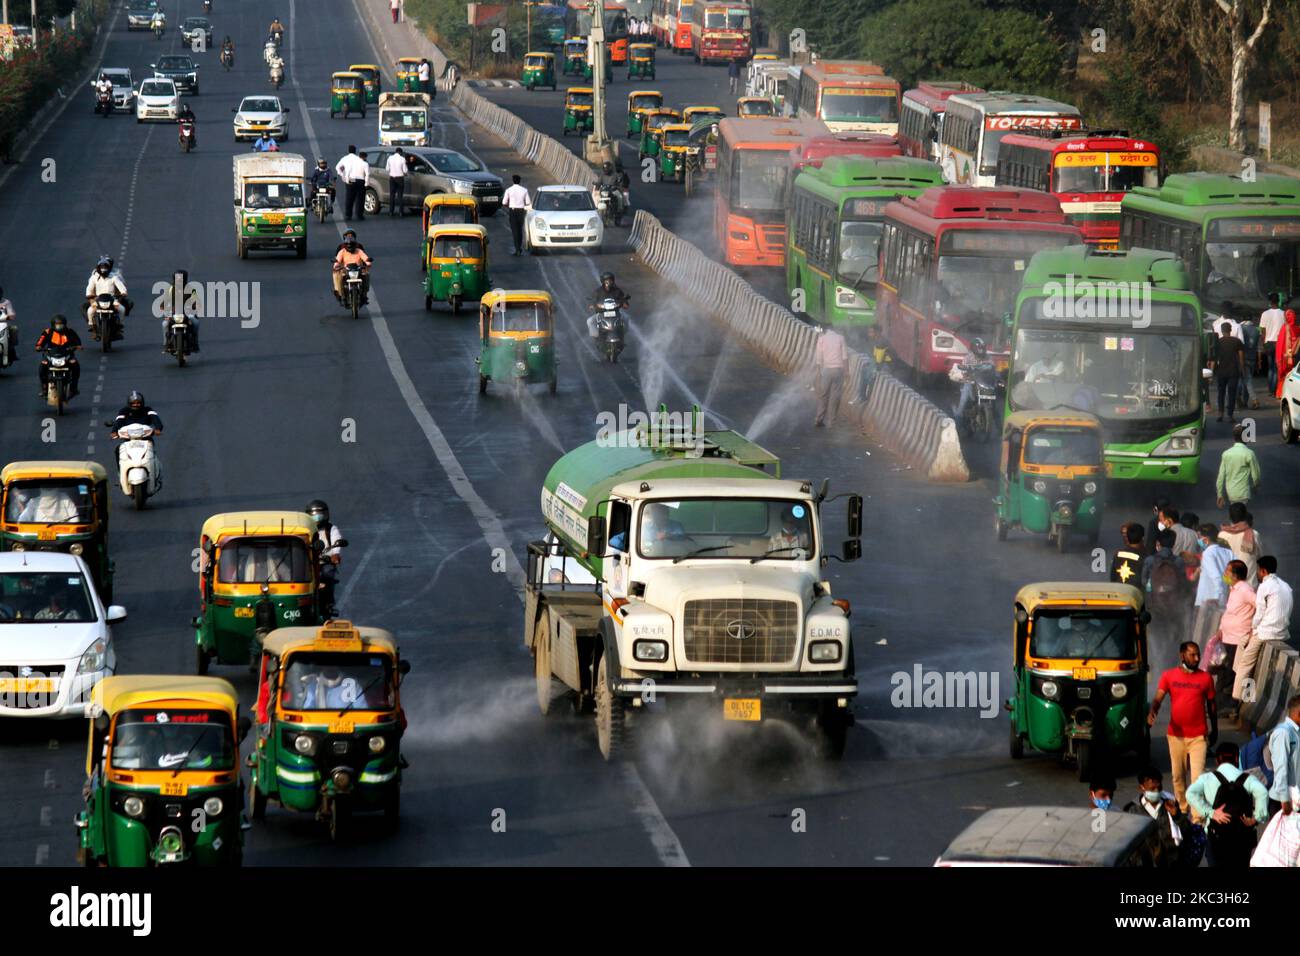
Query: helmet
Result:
<box><xmin>602</xmin><ymin>161</ymin><xmax>614</xmax><ymax>175</ymax></box>
<box><xmin>970</xmin><ymin>337</ymin><xmax>987</xmax><ymax>358</ymax></box>
<box><xmin>318</xmin><ymin>158</ymin><xmax>328</xmax><ymax>168</ymax></box>
<box><xmin>342</xmin><ymin>229</ymin><xmax>357</xmax><ymax>240</ymax></box>
<box><xmin>344</xmin><ymin>235</ymin><xmax>358</xmax><ymax>250</ymax></box>
<box><xmin>96</xmin><ymin>256</ymin><xmax>113</xmax><ymax>275</ymax></box>
<box><xmin>127</xmin><ymin>390</ymin><xmax>145</xmax><ymax>408</ymax></box>
<box><xmin>51</xmin><ymin>314</ymin><xmax>67</xmax><ymax>329</ymax></box>
<box><xmin>600</xmin><ymin>272</ymin><xmax>615</xmax><ymax>285</ymax></box>
<box><xmin>306</xmin><ymin>500</ymin><xmax>330</xmax><ymax>524</ymax></box>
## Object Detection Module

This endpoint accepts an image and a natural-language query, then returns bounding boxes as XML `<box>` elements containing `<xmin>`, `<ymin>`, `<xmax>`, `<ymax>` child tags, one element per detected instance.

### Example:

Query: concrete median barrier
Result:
<box><xmin>1240</xmin><ymin>641</ymin><xmax>1299</xmax><ymax>733</ymax></box>
<box><xmin>630</xmin><ymin>210</ymin><xmax>968</xmax><ymax>482</ymax></box>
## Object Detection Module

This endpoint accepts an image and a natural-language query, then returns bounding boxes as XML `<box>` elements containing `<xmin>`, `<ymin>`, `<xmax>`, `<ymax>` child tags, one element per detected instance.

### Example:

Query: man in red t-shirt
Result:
<box><xmin>1148</xmin><ymin>641</ymin><xmax>1218</xmax><ymax>819</ymax></box>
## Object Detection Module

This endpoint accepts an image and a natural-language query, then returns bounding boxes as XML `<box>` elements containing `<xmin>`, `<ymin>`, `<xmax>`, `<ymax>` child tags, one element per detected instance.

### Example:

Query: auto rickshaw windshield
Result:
<box><xmin>491</xmin><ymin>302</ymin><xmax>549</xmax><ymax>333</ymax></box>
<box><xmin>568</xmin><ymin>92</ymin><xmax>594</xmax><ymax>107</ymax></box>
<box><xmin>335</xmin><ymin>77</ymin><xmax>362</xmax><ymax>91</ymax></box>
<box><xmin>433</xmin><ymin>235</ymin><xmax>483</xmax><ymax>258</ymax></box>
<box><xmin>1023</xmin><ymin>427</ymin><xmax>1103</xmax><ymax>466</ymax></box>
<box><xmin>5</xmin><ymin>480</ymin><xmax>94</xmax><ymax>523</ymax></box>
<box><xmin>1030</xmin><ymin>610</ymin><xmax>1136</xmax><ymax>660</ymax></box>
<box><xmin>243</xmin><ymin>182</ymin><xmax>305</xmax><ymax>209</ymax></box>
<box><xmin>631</xmin><ymin>95</ymin><xmax>659</xmax><ymax>110</ymax></box>
<box><xmin>665</xmin><ymin>129</ymin><xmax>691</xmax><ymax>147</ymax></box>
<box><xmin>526</xmin><ymin>55</ymin><xmax>549</xmax><ymax>67</ymax></box>
<box><xmin>217</xmin><ymin>537</ymin><xmax>312</xmax><ymax>583</ymax></box>
<box><xmin>110</xmin><ymin>709</ymin><xmax>234</xmax><ymax>770</ymax></box>
<box><xmin>432</xmin><ymin>206</ymin><xmax>475</xmax><ymax>225</ymax></box>
<box><xmin>0</xmin><ymin>571</ymin><xmax>94</xmax><ymax>622</ymax></box>
<box><xmin>281</xmin><ymin>652</ymin><xmax>394</xmax><ymax>710</ymax></box>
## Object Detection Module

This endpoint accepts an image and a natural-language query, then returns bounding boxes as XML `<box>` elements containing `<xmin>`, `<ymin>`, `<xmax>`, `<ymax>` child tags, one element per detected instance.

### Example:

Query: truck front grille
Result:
<box><xmin>682</xmin><ymin>599</ymin><xmax>798</xmax><ymax>665</ymax></box>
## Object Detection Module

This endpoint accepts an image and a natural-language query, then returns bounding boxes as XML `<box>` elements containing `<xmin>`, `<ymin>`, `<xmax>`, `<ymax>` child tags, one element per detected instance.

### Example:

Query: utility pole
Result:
<box><xmin>30</xmin><ymin>0</ymin><xmax>36</xmax><ymax>51</ymax></box>
<box><xmin>524</xmin><ymin>0</ymin><xmax>539</xmax><ymax>51</ymax></box>
<box><xmin>584</xmin><ymin>0</ymin><xmax>615</xmax><ymax>167</ymax></box>
<box><xmin>2</xmin><ymin>1</ymin><xmax>9</xmax><ymax>26</ymax></box>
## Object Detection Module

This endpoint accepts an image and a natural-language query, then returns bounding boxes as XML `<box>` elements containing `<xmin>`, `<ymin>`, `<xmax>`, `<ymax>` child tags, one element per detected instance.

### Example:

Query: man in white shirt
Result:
<box><xmin>385</xmin><ymin>147</ymin><xmax>409</xmax><ymax>217</ymax></box>
<box><xmin>418</xmin><ymin>58</ymin><xmax>432</xmax><ymax>97</ymax></box>
<box><xmin>0</xmin><ymin>286</ymin><xmax>16</xmax><ymax>366</ymax></box>
<box><xmin>335</xmin><ymin>145</ymin><xmax>370</xmax><ymax>221</ymax></box>
<box><xmin>502</xmin><ymin>174</ymin><xmax>531</xmax><ymax>255</ymax></box>
<box><xmin>1235</xmin><ymin>556</ymin><xmax>1294</xmax><ymax>706</ymax></box>
<box><xmin>1260</xmin><ymin>294</ymin><xmax>1286</xmax><ymax>392</ymax></box>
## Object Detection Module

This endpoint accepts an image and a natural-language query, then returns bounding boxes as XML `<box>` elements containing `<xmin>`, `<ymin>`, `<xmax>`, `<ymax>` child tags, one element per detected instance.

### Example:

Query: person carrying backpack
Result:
<box><xmin>1143</xmin><ymin>527</ymin><xmax>1189</xmax><ymax>634</ymax></box>
<box><xmin>1187</xmin><ymin>742</ymin><xmax>1269</xmax><ymax>867</ymax></box>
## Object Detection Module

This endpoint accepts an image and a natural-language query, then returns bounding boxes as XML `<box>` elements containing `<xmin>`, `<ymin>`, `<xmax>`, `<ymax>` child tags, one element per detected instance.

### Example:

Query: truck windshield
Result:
<box><xmin>381</xmin><ymin>110</ymin><xmax>426</xmax><ymax>130</ymax></box>
<box><xmin>1030</xmin><ymin>611</ymin><xmax>1136</xmax><ymax>660</ymax></box>
<box><xmin>243</xmin><ymin>182</ymin><xmax>304</xmax><ymax>209</ymax></box>
<box><xmin>5</xmin><ymin>480</ymin><xmax>94</xmax><ymax>524</ymax></box>
<box><xmin>281</xmin><ymin>653</ymin><xmax>393</xmax><ymax>710</ymax></box>
<box><xmin>111</xmin><ymin>710</ymin><xmax>233</xmax><ymax>770</ymax></box>
<box><xmin>636</xmin><ymin>498</ymin><xmax>815</xmax><ymax>560</ymax></box>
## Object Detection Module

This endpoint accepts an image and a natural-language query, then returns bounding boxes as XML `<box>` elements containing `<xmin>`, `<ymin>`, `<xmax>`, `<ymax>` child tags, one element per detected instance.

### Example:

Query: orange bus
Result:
<box><xmin>691</xmin><ymin>1</ymin><xmax>751</xmax><ymax>64</ymax></box>
<box><xmin>653</xmin><ymin>0</ymin><xmax>695</xmax><ymax>52</ymax></box>
<box><xmin>567</xmin><ymin>1</ymin><xmax>631</xmax><ymax>63</ymax></box>
<box><xmin>714</xmin><ymin>115</ymin><xmax>828</xmax><ymax>268</ymax></box>
<box><xmin>789</xmin><ymin>61</ymin><xmax>901</xmax><ymax>136</ymax></box>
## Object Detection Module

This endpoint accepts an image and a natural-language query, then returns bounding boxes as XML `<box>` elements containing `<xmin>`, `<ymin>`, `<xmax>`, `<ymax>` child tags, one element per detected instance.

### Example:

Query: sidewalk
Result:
<box><xmin>352</xmin><ymin>0</ymin><xmax>448</xmax><ymax>86</ymax></box>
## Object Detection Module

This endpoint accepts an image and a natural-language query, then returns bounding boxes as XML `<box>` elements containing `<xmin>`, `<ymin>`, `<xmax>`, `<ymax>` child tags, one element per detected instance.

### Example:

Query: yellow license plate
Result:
<box><xmin>723</xmin><ymin>698</ymin><xmax>761</xmax><ymax>722</ymax></box>
<box><xmin>1073</xmin><ymin>666</ymin><xmax>1097</xmax><ymax>680</ymax></box>
<box><xmin>329</xmin><ymin>719</ymin><xmax>354</xmax><ymax>734</ymax></box>
<box><xmin>233</xmin><ymin>606</ymin><xmax>255</xmax><ymax>618</ymax></box>
<box><xmin>0</xmin><ymin>678</ymin><xmax>55</xmax><ymax>694</ymax></box>
<box><xmin>159</xmin><ymin>781</ymin><xmax>188</xmax><ymax>796</ymax></box>
<box><xmin>38</xmin><ymin>529</ymin><xmax>57</xmax><ymax>541</ymax></box>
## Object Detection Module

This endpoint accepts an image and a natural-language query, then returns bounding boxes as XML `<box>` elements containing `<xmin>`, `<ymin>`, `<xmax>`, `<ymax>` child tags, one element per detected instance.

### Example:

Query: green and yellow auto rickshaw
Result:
<box><xmin>995</xmin><ymin>411</ymin><xmax>1105</xmax><ymax>553</ymax></box>
<box><xmin>193</xmin><ymin>511</ymin><xmax>335</xmax><ymax>674</ymax></box>
<box><xmin>522</xmin><ymin>51</ymin><xmax>558</xmax><ymax>91</ymax></box>
<box><xmin>626</xmin><ymin>42</ymin><xmax>655</xmax><ymax>80</ymax></box>
<box><xmin>625</xmin><ymin>89</ymin><xmax>663</xmax><ymax>137</ymax></box>
<box><xmin>562</xmin><ymin>38</ymin><xmax>587</xmax><ymax>77</ymax></box>
<box><xmin>562</xmin><ymin>87</ymin><xmax>594</xmax><ymax>136</ymax></box>
<box><xmin>330</xmin><ymin>71</ymin><xmax>366</xmax><ymax>118</ymax></box>
<box><xmin>349</xmin><ymin>63</ymin><xmax>382</xmax><ymax>105</ymax></box>
<box><xmin>637</xmin><ymin>107</ymin><xmax>681</xmax><ymax>161</ymax></box>
<box><xmin>1008</xmin><ymin>582</ymin><xmax>1150</xmax><ymax>781</ymax></box>
<box><xmin>420</xmin><ymin>193</ymin><xmax>479</xmax><ymax>269</ymax></box>
<box><xmin>424</xmin><ymin>223</ymin><xmax>489</xmax><ymax>314</ymax></box>
<box><xmin>395</xmin><ymin>56</ymin><xmax>424</xmax><ymax>93</ymax></box>
<box><xmin>477</xmin><ymin>289</ymin><xmax>557</xmax><ymax>396</ymax></box>
<box><xmin>247</xmin><ymin>621</ymin><xmax>409</xmax><ymax>841</ymax></box>
<box><xmin>658</xmin><ymin>123</ymin><xmax>696</xmax><ymax>182</ymax></box>
<box><xmin>736</xmin><ymin>96</ymin><xmax>776</xmax><ymax>117</ymax></box>
<box><xmin>75</xmin><ymin>676</ymin><xmax>250</xmax><ymax>867</ymax></box>
<box><xmin>1</xmin><ymin>460</ymin><xmax>113</xmax><ymax>602</ymax></box>
<box><xmin>682</xmin><ymin>105</ymin><xmax>725</xmax><ymax>127</ymax></box>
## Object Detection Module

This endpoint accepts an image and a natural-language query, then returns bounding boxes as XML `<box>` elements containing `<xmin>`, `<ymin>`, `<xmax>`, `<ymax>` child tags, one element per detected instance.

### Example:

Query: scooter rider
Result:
<box><xmin>95</xmin><ymin>73</ymin><xmax>114</xmax><ymax>110</ymax></box>
<box><xmin>309</xmin><ymin>158</ymin><xmax>335</xmax><ymax>210</ymax></box>
<box><xmin>85</xmin><ymin>256</ymin><xmax>130</xmax><ymax>340</ymax></box>
<box><xmin>34</xmin><ymin>315</ymin><xmax>82</xmax><ymax>398</ymax></box>
<box><xmin>269</xmin><ymin>17</ymin><xmax>284</xmax><ymax>43</ymax></box>
<box><xmin>251</xmin><ymin>131</ymin><xmax>279</xmax><ymax>152</ymax></box>
<box><xmin>586</xmin><ymin>271</ymin><xmax>630</xmax><ymax>340</ymax></box>
<box><xmin>109</xmin><ymin>391</ymin><xmax>162</xmax><ymax>467</ymax></box>
<box><xmin>157</xmin><ymin>269</ymin><xmax>201</xmax><ymax>354</ymax></box>
<box><xmin>177</xmin><ymin>101</ymin><xmax>197</xmax><ymax>146</ymax></box>
<box><xmin>306</xmin><ymin>500</ymin><xmax>343</xmax><ymax>615</ymax></box>
<box><xmin>0</xmin><ymin>287</ymin><xmax>17</xmax><ymax>365</ymax></box>
<box><xmin>332</xmin><ymin>232</ymin><xmax>373</xmax><ymax>305</ymax></box>
<box><xmin>949</xmin><ymin>337</ymin><xmax>992</xmax><ymax>421</ymax></box>
<box><xmin>593</xmin><ymin>160</ymin><xmax>630</xmax><ymax>218</ymax></box>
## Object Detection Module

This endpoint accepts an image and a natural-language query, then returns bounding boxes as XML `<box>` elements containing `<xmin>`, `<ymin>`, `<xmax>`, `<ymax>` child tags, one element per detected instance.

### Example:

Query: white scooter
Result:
<box><xmin>269</xmin><ymin>59</ymin><xmax>284</xmax><ymax>88</ymax></box>
<box><xmin>113</xmin><ymin>422</ymin><xmax>162</xmax><ymax>510</ymax></box>
<box><xmin>263</xmin><ymin>41</ymin><xmax>277</xmax><ymax>65</ymax></box>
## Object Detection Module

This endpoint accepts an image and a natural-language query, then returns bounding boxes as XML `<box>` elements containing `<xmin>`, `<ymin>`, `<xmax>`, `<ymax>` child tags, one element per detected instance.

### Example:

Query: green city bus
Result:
<box><xmin>1007</xmin><ymin>246</ymin><xmax>1205</xmax><ymax>484</ymax></box>
<box><xmin>786</xmin><ymin>155</ymin><xmax>944</xmax><ymax>340</ymax></box>
<box><xmin>1120</xmin><ymin>172</ymin><xmax>1300</xmax><ymax>318</ymax></box>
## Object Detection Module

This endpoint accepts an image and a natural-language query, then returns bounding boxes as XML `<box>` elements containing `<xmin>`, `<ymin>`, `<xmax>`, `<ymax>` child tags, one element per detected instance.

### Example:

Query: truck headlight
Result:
<box><xmin>808</xmin><ymin>640</ymin><xmax>842</xmax><ymax>663</ymax></box>
<box><xmin>293</xmin><ymin>734</ymin><xmax>316</xmax><ymax>755</ymax></box>
<box><xmin>633</xmin><ymin>640</ymin><xmax>668</xmax><ymax>662</ymax></box>
<box><xmin>78</xmin><ymin>639</ymin><xmax>109</xmax><ymax>674</ymax></box>
<box><xmin>1110</xmin><ymin>682</ymin><xmax>1128</xmax><ymax>699</ymax></box>
<box><xmin>1040</xmin><ymin>680</ymin><xmax>1059</xmax><ymax>699</ymax></box>
<box><xmin>933</xmin><ymin>334</ymin><xmax>955</xmax><ymax>350</ymax></box>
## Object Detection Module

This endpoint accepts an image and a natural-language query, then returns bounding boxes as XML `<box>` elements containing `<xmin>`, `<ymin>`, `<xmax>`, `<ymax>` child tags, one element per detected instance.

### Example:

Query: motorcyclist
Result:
<box><xmin>84</xmin><ymin>256</ymin><xmax>130</xmax><ymax>340</ymax></box>
<box><xmin>949</xmin><ymin>337</ymin><xmax>993</xmax><ymax>422</ymax></box>
<box><xmin>269</xmin><ymin>50</ymin><xmax>285</xmax><ymax>83</ymax></box>
<box><xmin>150</xmin><ymin>10</ymin><xmax>165</xmax><ymax>34</ymax></box>
<box><xmin>333</xmin><ymin>228</ymin><xmax>366</xmax><ymax>256</ymax></box>
<box><xmin>593</xmin><ymin>161</ymin><xmax>630</xmax><ymax>220</ymax></box>
<box><xmin>309</xmin><ymin>159</ymin><xmax>335</xmax><ymax>211</ymax></box>
<box><xmin>94</xmin><ymin>73</ymin><xmax>114</xmax><ymax>111</ymax></box>
<box><xmin>306</xmin><ymin>500</ymin><xmax>344</xmax><ymax>615</ymax></box>
<box><xmin>34</xmin><ymin>315</ymin><xmax>82</xmax><ymax>399</ymax></box>
<box><xmin>0</xmin><ymin>287</ymin><xmax>17</xmax><ymax>365</ymax></box>
<box><xmin>332</xmin><ymin>233</ymin><xmax>373</xmax><ymax>305</ymax></box>
<box><xmin>263</xmin><ymin>38</ymin><xmax>277</xmax><ymax>64</ymax></box>
<box><xmin>108</xmin><ymin>391</ymin><xmax>163</xmax><ymax>467</ymax></box>
<box><xmin>251</xmin><ymin>131</ymin><xmax>279</xmax><ymax>152</ymax></box>
<box><xmin>586</xmin><ymin>272</ymin><xmax>630</xmax><ymax>340</ymax></box>
<box><xmin>220</xmin><ymin>36</ymin><xmax>234</xmax><ymax>66</ymax></box>
<box><xmin>177</xmin><ymin>102</ymin><xmax>197</xmax><ymax>147</ymax></box>
<box><xmin>269</xmin><ymin>18</ymin><xmax>284</xmax><ymax>42</ymax></box>
<box><xmin>157</xmin><ymin>269</ymin><xmax>201</xmax><ymax>354</ymax></box>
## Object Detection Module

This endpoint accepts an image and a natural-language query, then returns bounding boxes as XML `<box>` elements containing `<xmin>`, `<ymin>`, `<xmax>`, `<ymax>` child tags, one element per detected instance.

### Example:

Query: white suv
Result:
<box><xmin>0</xmin><ymin>552</ymin><xmax>124</xmax><ymax>719</ymax></box>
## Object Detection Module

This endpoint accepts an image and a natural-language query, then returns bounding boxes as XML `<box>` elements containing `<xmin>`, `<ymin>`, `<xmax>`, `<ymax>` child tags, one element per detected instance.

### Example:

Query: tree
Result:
<box><xmin>1214</xmin><ymin>0</ymin><xmax>1273</xmax><ymax>150</ymax></box>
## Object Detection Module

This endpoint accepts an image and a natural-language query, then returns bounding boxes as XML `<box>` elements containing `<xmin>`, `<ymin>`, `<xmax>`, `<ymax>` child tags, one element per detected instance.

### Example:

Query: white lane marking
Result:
<box><xmin>334</xmin><ymin>516</ymin><xmax>389</xmax><ymax>609</ymax></box>
<box><xmin>338</xmin><ymin>0</ymin><xmax>691</xmax><ymax>869</ymax></box>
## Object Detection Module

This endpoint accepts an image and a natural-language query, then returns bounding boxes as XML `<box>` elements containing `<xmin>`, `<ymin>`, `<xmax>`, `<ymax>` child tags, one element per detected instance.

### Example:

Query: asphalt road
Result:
<box><xmin>0</xmin><ymin>0</ymin><xmax>1295</xmax><ymax>868</ymax></box>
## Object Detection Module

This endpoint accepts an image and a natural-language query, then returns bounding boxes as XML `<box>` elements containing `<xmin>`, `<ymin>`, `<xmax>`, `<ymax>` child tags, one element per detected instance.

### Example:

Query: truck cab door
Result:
<box><xmin>604</xmin><ymin>499</ymin><xmax>632</xmax><ymax>600</ymax></box>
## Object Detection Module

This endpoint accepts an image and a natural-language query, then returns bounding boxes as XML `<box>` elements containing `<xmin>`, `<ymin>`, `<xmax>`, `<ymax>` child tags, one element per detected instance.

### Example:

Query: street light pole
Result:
<box><xmin>583</xmin><ymin>0</ymin><xmax>614</xmax><ymax>167</ymax></box>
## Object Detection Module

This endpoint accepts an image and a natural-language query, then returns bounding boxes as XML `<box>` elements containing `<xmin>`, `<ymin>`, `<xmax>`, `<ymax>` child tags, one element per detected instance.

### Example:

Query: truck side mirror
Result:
<box><xmin>846</xmin><ymin>494</ymin><xmax>863</xmax><ymax>539</ymax></box>
<box><xmin>841</xmin><ymin>538</ymin><xmax>861</xmax><ymax>562</ymax></box>
<box><xmin>586</xmin><ymin>515</ymin><xmax>607</xmax><ymax>556</ymax></box>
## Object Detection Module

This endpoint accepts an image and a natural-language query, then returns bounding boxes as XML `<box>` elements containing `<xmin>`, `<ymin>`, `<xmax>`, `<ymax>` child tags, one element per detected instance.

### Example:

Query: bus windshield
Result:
<box><xmin>936</xmin><ymin>255</ymin><xmax>1032</xmax><ymax>324</ymax></box>
<box><xmin>1010</xmin><ymin>324</ymin><xmax>1200</xmax><ymax>422</ymax></box>
<box><xmin>1202</xmin><ymin>232</ymin><xmax>1300</xmax><ymax>313</ymax></box>
<box><xmin>838</xmin><ymin>220</ymin><xmax>883</xmax><ymax>285</ymax></box>
<box><xmin>730</xmin><ymin>149</ymin><xmax>788</xmax><ymax>211</ymax></box>
<box><xmin>1054</xmin><ymin>157</ymin><xmax>1159</xmax><ymax>193</ymax></box>
<box><xmin>822</xmin><ymin>89</ymin><xmax>897</xmax><ymax>124</ymax></box>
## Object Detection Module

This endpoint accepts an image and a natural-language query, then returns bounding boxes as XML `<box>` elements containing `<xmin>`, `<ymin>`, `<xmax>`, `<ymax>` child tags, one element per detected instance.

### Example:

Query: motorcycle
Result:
<box><xmin>341</xmin><ymin>262</ymin><xmax>368</xmax><ymax>320</ymax></box>
<box><xmin>596</xmin><ymin>185</ymin><xmax>623</xmax><ymax>228</ymax></box>
<box><xmin>311</xmin><ymin>185</ymin><xmax>334</xmax><ymax>222</ymax></box>
<box><xmin>91</xmin><ymin>293</ymin><xmax>123</xmax><ymax>352</ymax></box>
<box><xmin>220</xmin><ymin>47</ymin><xmax>233</xmax><ymax>71</ymax></box>
<box><xmin>152</xmin><ymin>18</ymin><xmax>165</xmax><ymax>39</ymax></box>
<box><xmin>271</xmin><ymin>28</ymin><xmax>283</xmax><ymax>47</ymax></box>
<box><xmin>178</xmin><ymin>118</ymin><xmax>196</xmax><ymax>152</ymax></box>
<box><xmin>110</xmin><ymin>421</ymin><xmax>161</xmax><ymax>511</ymax></box>
<box><xmin>95</xmin><ymin>89</ymin><xmax>113</xmax><ymax>117</ymax></box>
<box><xmin>166</xmin><ymin>313</ymin><xmax>194</xmax><ymax>367</ymax></box>
<box><xmin>955</xmin><ymin>362</ymin><xmax>1003</xmax><ymax>442</ymax></box>
<box><xmin>595</xmin><ymin>298</ymin><xmax>626</xmax><ymax>363</ymax></box>
<box><xmin>42</xmin><ymin>347</ymin><xmax>76</xmax><ymax>416</ymax></box>
<box><xmin>263</xmin><ymin>42</ymin><xmax>277</xmax><ymax>65</ymax></box>
<box><xmin>0</xmin><ymin>312</ymin><xmax>14</xmax><ymax>371</ymax></box>
<box><xmin>270</xmin><ymin>61</ymin><xmax>284</xmax><ymax>88</ymax></box>
<box><xmin>203</xmin><ymin>0</ymin><xmax>212</xmax><ymax>12</ymax></box>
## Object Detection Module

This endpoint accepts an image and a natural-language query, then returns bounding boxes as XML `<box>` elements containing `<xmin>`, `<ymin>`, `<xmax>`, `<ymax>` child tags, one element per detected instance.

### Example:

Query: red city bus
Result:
<box><xmin>653</xmin><ymin>0</ymin><xmax>695</xmax><ymax>52</ymax></box>
<box><xmin>995</xmin><ymin>132</ymin><xmax>1161</xmax><ymax>249</ymax></box>
<box><xmin>715</xmin><ymin>116</ymin><xmax>828</xmax><ymax>268</ymax></box>
<box><xmin>691</xmin><ymin>1</ymin><xmax>751</xmax><ymax>64</ymax></box>
<box><xmin>875</xmin><ymin>187</ymin><xmax>1083</xmax><ymax>376</ymax></box>
<box><xmin>899</xmin><ymin>81</ymin><xmax>983</xmax><ymax>161</ymax></box>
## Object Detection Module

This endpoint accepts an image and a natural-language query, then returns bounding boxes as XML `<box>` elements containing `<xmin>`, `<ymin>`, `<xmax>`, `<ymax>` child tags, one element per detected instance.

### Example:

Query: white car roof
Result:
<box><xmin>241</xmin><ymin>97</ymin><xmax>282</xmax><ymax>108</ymax></box>
<box><xmin>537</xmin><ymin>185</ymin><xmax>588</xmax><ymax>193</ymax></box>
<box><xmin>0</xmin><ymin>551</ymin><xmax>86</xmax><ymax>573</ymax></box>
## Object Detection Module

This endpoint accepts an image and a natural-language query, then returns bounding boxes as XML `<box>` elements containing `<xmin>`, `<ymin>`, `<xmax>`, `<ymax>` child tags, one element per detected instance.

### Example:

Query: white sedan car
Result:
<box><xmin>232</xmin><ymin>95</ymin><xmax>290</xmax><ymax>141</ymax></box>
<box><xmin>135</xmin><ymin>77</ymin><xmax>179</xmax><ymax>122</ymax></box>
<box><xmin>526</xmin><ymin>185</ymin><xmax>604</xmax><ymax>253</ymax></box>
<box><xmin>1282</xmin><ymin>362</ymin><xmax>1300</xmax><ymax>443</ymax></box>
<box><xmin>0</xmin><ymin>551</ymin><xmax>124</xmax><ymax>719</ymax></box>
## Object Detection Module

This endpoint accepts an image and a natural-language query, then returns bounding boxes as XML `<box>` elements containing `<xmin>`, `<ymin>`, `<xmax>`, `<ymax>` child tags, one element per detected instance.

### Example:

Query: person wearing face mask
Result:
<box><xmin>1123</xmin><ymin>767</ymin><xmax>1191</xmax><ymax>866</ymax></box>
<box><xmin>305</xmin><ymin>499</ymin><xmax>344</xmax><ymax>616</ymax></box>
<box><xmin>1191</xmin><ymin>524</ymin><xmax>1232</xmax><ymax>652</ymax></box>
<box><xmin>1149</xmin><ymin>641</ymin><xmax>1218</xmax><ymax>820</ymax></box>
<box><xmin>1145</xmin><ymin>496</ymin><xmax>1170</xmax><ymax>556</ymax></box>
<box><xmin>1186</xmin><ymin>741</ymin><xmax>1269</xmax><ymax>867</ymax></box>
<box><xmin>1088</xmin><ymin>776</ymin><xmax>1116</xmax><ymax>812</ymax></box>
<box><xmin>1218</xmin><ymin>560</ymin><xmax>1255</xmax><ymax>718</ymax></box>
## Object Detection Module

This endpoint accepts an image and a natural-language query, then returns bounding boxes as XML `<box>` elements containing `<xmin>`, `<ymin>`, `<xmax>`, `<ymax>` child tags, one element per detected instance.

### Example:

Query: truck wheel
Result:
<box><xmin>295</xmin><ymin>239</ymin><xmax>306</xmax><ymax>259</ymax></box>
<box><xmin>594</xmin><ymin>653</ymin><xmax>627</xmax><ymax>761</ymax></box>
<box><xmin>248</xmin><ymin>777</ymin><xmax>267</xmax><ymax>820</ymax></box>
<box><xmin>534</xmin><ymin>617</ymin><xmax>556</xmax><ymax>715</ymax></box>
<box><xmin>237</xmin><ymin>237</ymin><xmax>247</xmax><ymax>260</ymax></box>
